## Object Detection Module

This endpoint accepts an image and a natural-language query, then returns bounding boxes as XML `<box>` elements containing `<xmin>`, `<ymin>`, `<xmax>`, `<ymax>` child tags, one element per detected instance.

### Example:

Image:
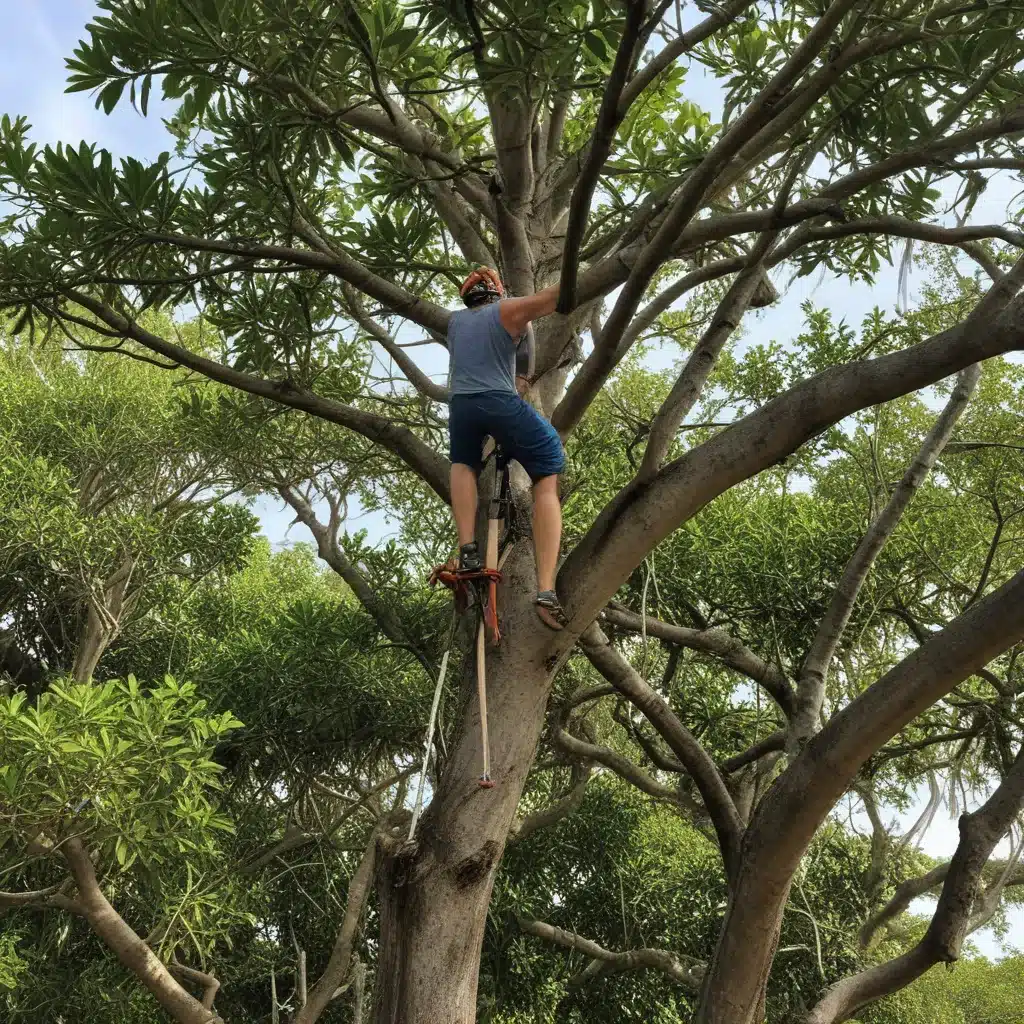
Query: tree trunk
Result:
<box><xmin>372</xmin><ymin>546</ymin><xmax>563</xmax><ymax>1023</ymax></box>
<box><xmin>72</xmin><ymin>557</ymin><xmax>135</xmax><ymax>683</ymax></box>
<box><xmin>694</xmin><ymin>855</ymin><xmax>792</xmax><ymax>1024</ymax></box>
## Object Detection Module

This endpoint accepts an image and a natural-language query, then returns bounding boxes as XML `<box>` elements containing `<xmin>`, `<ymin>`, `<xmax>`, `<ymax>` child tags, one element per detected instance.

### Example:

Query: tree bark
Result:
<box><xmin>693</xmin><ymin>566</ymin><xmax>1024</xmax><ymax>1024</ymax></box>
<box><xmin>71</xmin><ymin>556</ymin><xmax>135</xmax><ymax>683</ymax></box>
<box><xmin>62</xmin><ymin>839</ymin><xmax>221</xmax><ymax>1024</ymax></box>
<box><xmin>371</xmin><ymin>547</ymin><xmax>569</xmax><ymax>1023</ymax></box>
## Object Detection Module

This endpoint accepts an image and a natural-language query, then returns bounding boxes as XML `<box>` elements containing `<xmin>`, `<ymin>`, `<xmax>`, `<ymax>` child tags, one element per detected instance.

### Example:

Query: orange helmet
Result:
<box><xmin>460</xmin><ymin>267</ymin><xmax>504</xmax><ymax>307</ymax></box>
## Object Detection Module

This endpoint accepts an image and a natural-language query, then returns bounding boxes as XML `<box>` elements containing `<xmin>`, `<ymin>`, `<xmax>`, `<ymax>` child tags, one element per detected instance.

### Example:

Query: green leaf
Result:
<box><xmin>97</xmin><ymin>79</ymin><xmax>126</xmax><ymax>115</ymax></box>
<box><xmin>389</xmin><ymin>26</ymin><xmax>419</xmax><ymax>55</ymax></box>
<box><xmin>584</xmin><ymin>31</ymin><xmax>608</xmax><ymax>62</ymax></box>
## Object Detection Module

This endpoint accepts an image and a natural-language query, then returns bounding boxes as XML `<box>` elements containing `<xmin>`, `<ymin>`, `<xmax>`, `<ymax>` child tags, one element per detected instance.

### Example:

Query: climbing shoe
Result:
<box><xmin>536</xmin><ymin>591</ymin><xmax>567</xmax><ymax>631</ymax></box>
<box><xmin>459</xmin><ymin>542</ymin><xmax>482</xmax><ymax>573</ymax></box>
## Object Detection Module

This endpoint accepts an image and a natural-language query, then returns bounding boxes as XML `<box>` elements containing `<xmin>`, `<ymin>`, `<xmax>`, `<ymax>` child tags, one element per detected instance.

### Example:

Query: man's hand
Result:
<box><xmin>499</xmin><ymin>283</ymin><xmax>560</xmax><ymax>339</ymax></box>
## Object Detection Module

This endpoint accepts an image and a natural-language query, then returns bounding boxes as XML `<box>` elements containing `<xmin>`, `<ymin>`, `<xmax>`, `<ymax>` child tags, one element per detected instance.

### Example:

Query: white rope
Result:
<box><xmin>408</xmin><ymin>609</ymin><xmax>458</xmax><ymax>842</ymax></box>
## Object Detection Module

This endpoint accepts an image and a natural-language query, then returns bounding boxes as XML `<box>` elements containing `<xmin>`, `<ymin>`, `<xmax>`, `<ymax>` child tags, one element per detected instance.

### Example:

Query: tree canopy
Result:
<box><xmin>2</xmin><ymin>2</ymin><xmax>1024</xmax><ymax>1023</ymax></box>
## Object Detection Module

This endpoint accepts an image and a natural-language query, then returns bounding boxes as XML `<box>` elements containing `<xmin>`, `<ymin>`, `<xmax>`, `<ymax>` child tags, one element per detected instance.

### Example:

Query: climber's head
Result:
<box><xmin>460</xmin><ymin>267</ymin><xmax>504</xmax><ymax>308</ymax></box>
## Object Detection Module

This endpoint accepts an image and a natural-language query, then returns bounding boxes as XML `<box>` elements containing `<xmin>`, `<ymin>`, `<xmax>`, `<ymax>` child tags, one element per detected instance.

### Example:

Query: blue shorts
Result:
<box><xmin>449</xmin><ymin>391</ymin><xmax>565</xmax><ymax>480</ymax></box>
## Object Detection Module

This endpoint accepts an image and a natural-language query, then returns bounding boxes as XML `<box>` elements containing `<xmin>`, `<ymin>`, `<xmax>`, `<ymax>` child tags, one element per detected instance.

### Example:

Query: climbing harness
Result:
<box><xmin>428</xmin><ymin>563</ymin><xmax>503</xmax><ymax>645</ymax></box>
<box><xmin>426</xmin><ymin>446</ymin><xmax>512</xmax><ymax>793</ymax></box>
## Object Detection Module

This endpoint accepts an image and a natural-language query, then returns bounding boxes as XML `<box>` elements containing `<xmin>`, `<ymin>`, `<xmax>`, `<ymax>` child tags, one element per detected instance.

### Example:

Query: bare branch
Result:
<box><xmin>602</xmin><ymin>604</ymin><xmax>795</xmax><ymax>715</ymax></box>
<box><xmin>638</xmin><ymin>222</ymin><xmax>784</xmax><ymax>478</ymax></box>
<box><xmin>594</xmin><ymin>0</ymin><xmax>861</xmax><ymax>377</ymax></box>
<box><xmin>62</xmin><ymin>291</ymin><xmax>451</xmax><ymax>502</ymax></box>
<box><xmin>859</xmin><ymin>857</ymin><xmax>1024</xmax><ymax>950</ymax></box>
<box><xmin>242</xmin><ymin>769</ymin><xmax>414</xmax><ymax>875</ymax></box>
<box><xmin>137</xmin><ymin>231</ymin><xmax>452</xmax><ymax>334</ymax></box>
<box><xmin>509</xmin><ymin>763</ymin><xmax>593</xmax><ymax>844</ymax></box>
<box><xmin>420</xmin><ymin>171</ymin><xmax>496</xmax><ymax>266</ymax></box>
<box><xmin>557</xmin><ymin>0</ymin><xmax>647</xmax><ymax>313</ymax></box>
<box><xmin>581</xmin><ymin>623</ymin><xmax>743</xmax><ymax>881</ymax></box>
<box><xmin>793</xmin><ymin>363</ymin><xmax>981</xmax><ymax>746</ymax></box>
<box><xmin>553</xmin><ymin>725</ymin><xmax>680</xmax><ymax>804</ymax></box>
<box><xmin>561</xmin><ymin>211</ymin><xmax>1024</xmax><ymax>421</ymax></box>
<box><xmin>858</xmin><ymin>863</ymin><xmax>948</xmax><ymax>950</ymax></box>
<box><xmin>242</xmin><ymin>826</ymin><xmax>316</xmax><ymax>876</ymax></box>
<box><xmin>343</xmin><ymin>285</ymin><xmax>448</xmax><ymax>402</ymax></box>
<box><xmin>278</xmin><ymin>484</ymin><xmax>432</xmax><ymax>672</ymax></box>
<box><xmin>617</xmin><ymin>0</ymin><xmax>757</xmax><ymax>115</ymax></box>
<box><xmin>807</xmin><ymin>747</ymin><xmax>1024</xmax><ymax>1024</ymax></box>
<box><xmin>294</xmin><ymin>830</ymin><xmax>377</xmax><ymax>1024</ymax></box>
<box><xmin>262</xmin><ymin>75</ymin><xmax>494</xmax><ymax>214</ymax></box>
<box><xmin>517</xmin><ymin>917</ymin><xmax>704</xmax><ymax>992</ymax></box>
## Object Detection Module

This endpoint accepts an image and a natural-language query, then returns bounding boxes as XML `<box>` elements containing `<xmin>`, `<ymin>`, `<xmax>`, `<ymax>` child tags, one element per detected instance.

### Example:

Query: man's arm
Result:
<box><xmin>515</xmin><ymin>323</ymin><xmax>536</xmax><ymax>395</ymax></box>
<box><xmin>499</xmin><ymin>284</ymin><xmax>559</xmax><ymax>339</ymax></box>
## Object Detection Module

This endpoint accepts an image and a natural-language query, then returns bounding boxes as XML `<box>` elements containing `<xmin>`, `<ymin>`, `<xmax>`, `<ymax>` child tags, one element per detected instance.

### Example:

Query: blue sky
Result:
<box><xmin>5</xmin><ymin>0</ymin><xmax>1021</xmax><ymax>958</ymax></box>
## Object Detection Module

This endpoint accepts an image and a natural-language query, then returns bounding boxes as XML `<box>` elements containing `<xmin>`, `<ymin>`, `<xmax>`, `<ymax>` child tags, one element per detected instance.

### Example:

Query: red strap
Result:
<box><xmin>428</xmin><ymin>564</ymin><xmax>503</xmax><ymax>645</ymax></box>
<box><xmin>428</xmin><ymin>565</ymin><xmax>502</xmax><ymax>590</ymax></box>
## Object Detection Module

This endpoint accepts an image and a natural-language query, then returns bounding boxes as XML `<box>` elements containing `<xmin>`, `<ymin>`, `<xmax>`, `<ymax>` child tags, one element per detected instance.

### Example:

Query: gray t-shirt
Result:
<box><xmin>447</xmin><ymin>302</ymin><xmax>529</xmax><ymax>396</ymax></box>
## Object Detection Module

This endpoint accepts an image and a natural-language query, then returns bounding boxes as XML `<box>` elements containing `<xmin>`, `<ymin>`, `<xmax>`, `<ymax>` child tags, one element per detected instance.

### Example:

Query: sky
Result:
<box><xmin>5</xmin><ymin>0</ymin><xmax>1022</xmax><ymax>959</ymax></box>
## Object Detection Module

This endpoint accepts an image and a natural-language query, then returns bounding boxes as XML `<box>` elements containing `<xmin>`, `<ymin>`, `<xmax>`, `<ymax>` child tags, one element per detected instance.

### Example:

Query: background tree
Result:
<box><xmin>2</xmin><ymin>2</ymin><xmax>1024</xmax><ymax>1023</ymax></box>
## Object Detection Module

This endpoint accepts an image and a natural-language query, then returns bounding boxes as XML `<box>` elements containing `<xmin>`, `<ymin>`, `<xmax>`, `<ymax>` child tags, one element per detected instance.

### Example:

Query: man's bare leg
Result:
<box><xmin>532</xmin><ymin>474</ymin><xmax>562</xmax><ymax>594</ymax></box>
<box><xmin>450</xmin><ymin>462</ymin><xmax>479</xmax><ymax>550</ymax></box>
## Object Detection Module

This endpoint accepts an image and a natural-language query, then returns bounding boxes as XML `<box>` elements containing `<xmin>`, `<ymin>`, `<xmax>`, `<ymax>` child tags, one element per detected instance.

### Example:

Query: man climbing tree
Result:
<box><xmin>448</xmin><ymin>267</ymin><xmax>567</xmax><ymax>628</ymax></box>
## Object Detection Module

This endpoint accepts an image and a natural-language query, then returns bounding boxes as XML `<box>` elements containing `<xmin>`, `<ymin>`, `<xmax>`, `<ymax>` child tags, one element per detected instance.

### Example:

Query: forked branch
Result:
<box><xmin>806</xmin><ymin>747</ymin><xmax>1024</xmax><ymax>1024</ymax></box>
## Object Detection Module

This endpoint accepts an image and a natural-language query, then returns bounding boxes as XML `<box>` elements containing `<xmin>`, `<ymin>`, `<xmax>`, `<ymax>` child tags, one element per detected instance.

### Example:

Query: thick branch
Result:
<box><xmin>722</xmin><ymin>731</ymin><xmax>787</xmax><ymax>774</ymax></box>
<box><xmin>63</xmin><ymin>292</ymin><xmax>451</xmax><ymax>502</ymax></box>
<box><xmin>0</xmin><ymin>885</ymin><xmax>81</xmax><ymax>916</ymax></box>
<box><xmin>169</xmin><ymin>964</ymin><xmax>221</xmax><ymax>1012</ymax></box>
<box><xmin>581</xmin><ymin>623</ymin><xmax>743</xmax><ymax>881</ymax></box>
<box><xmin>602</xmin><ymin>605</ymin><xmax>795</xmax><ymax>715</ymax></box>
<box><xmin>517</xmin><ymin>917</ymin><xmax>704</xmax><ymax>992</ymax></box>
<box><xmin>294</xmin><ymin>831</ymin><xmax>377</xmax><ymax>1024</ymax></box>
<box><xmin>559</xmin><ymin>258</ymin><xmax>1024</xmax><ymax>637</ymax></box>
<box><xmin>62</xmin><ymin>839</ymin><xmax>220</xmax><ymax>1024</ymax></box>
<box><xmin>793</xmin><ymin>363</ymin><xmax>981</xmax><ymax>744</ymax></box>
<box><xmin>750</xmin><ymin>563</ymin><xmax>1024</xmax><ymax>925</ymax></box>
